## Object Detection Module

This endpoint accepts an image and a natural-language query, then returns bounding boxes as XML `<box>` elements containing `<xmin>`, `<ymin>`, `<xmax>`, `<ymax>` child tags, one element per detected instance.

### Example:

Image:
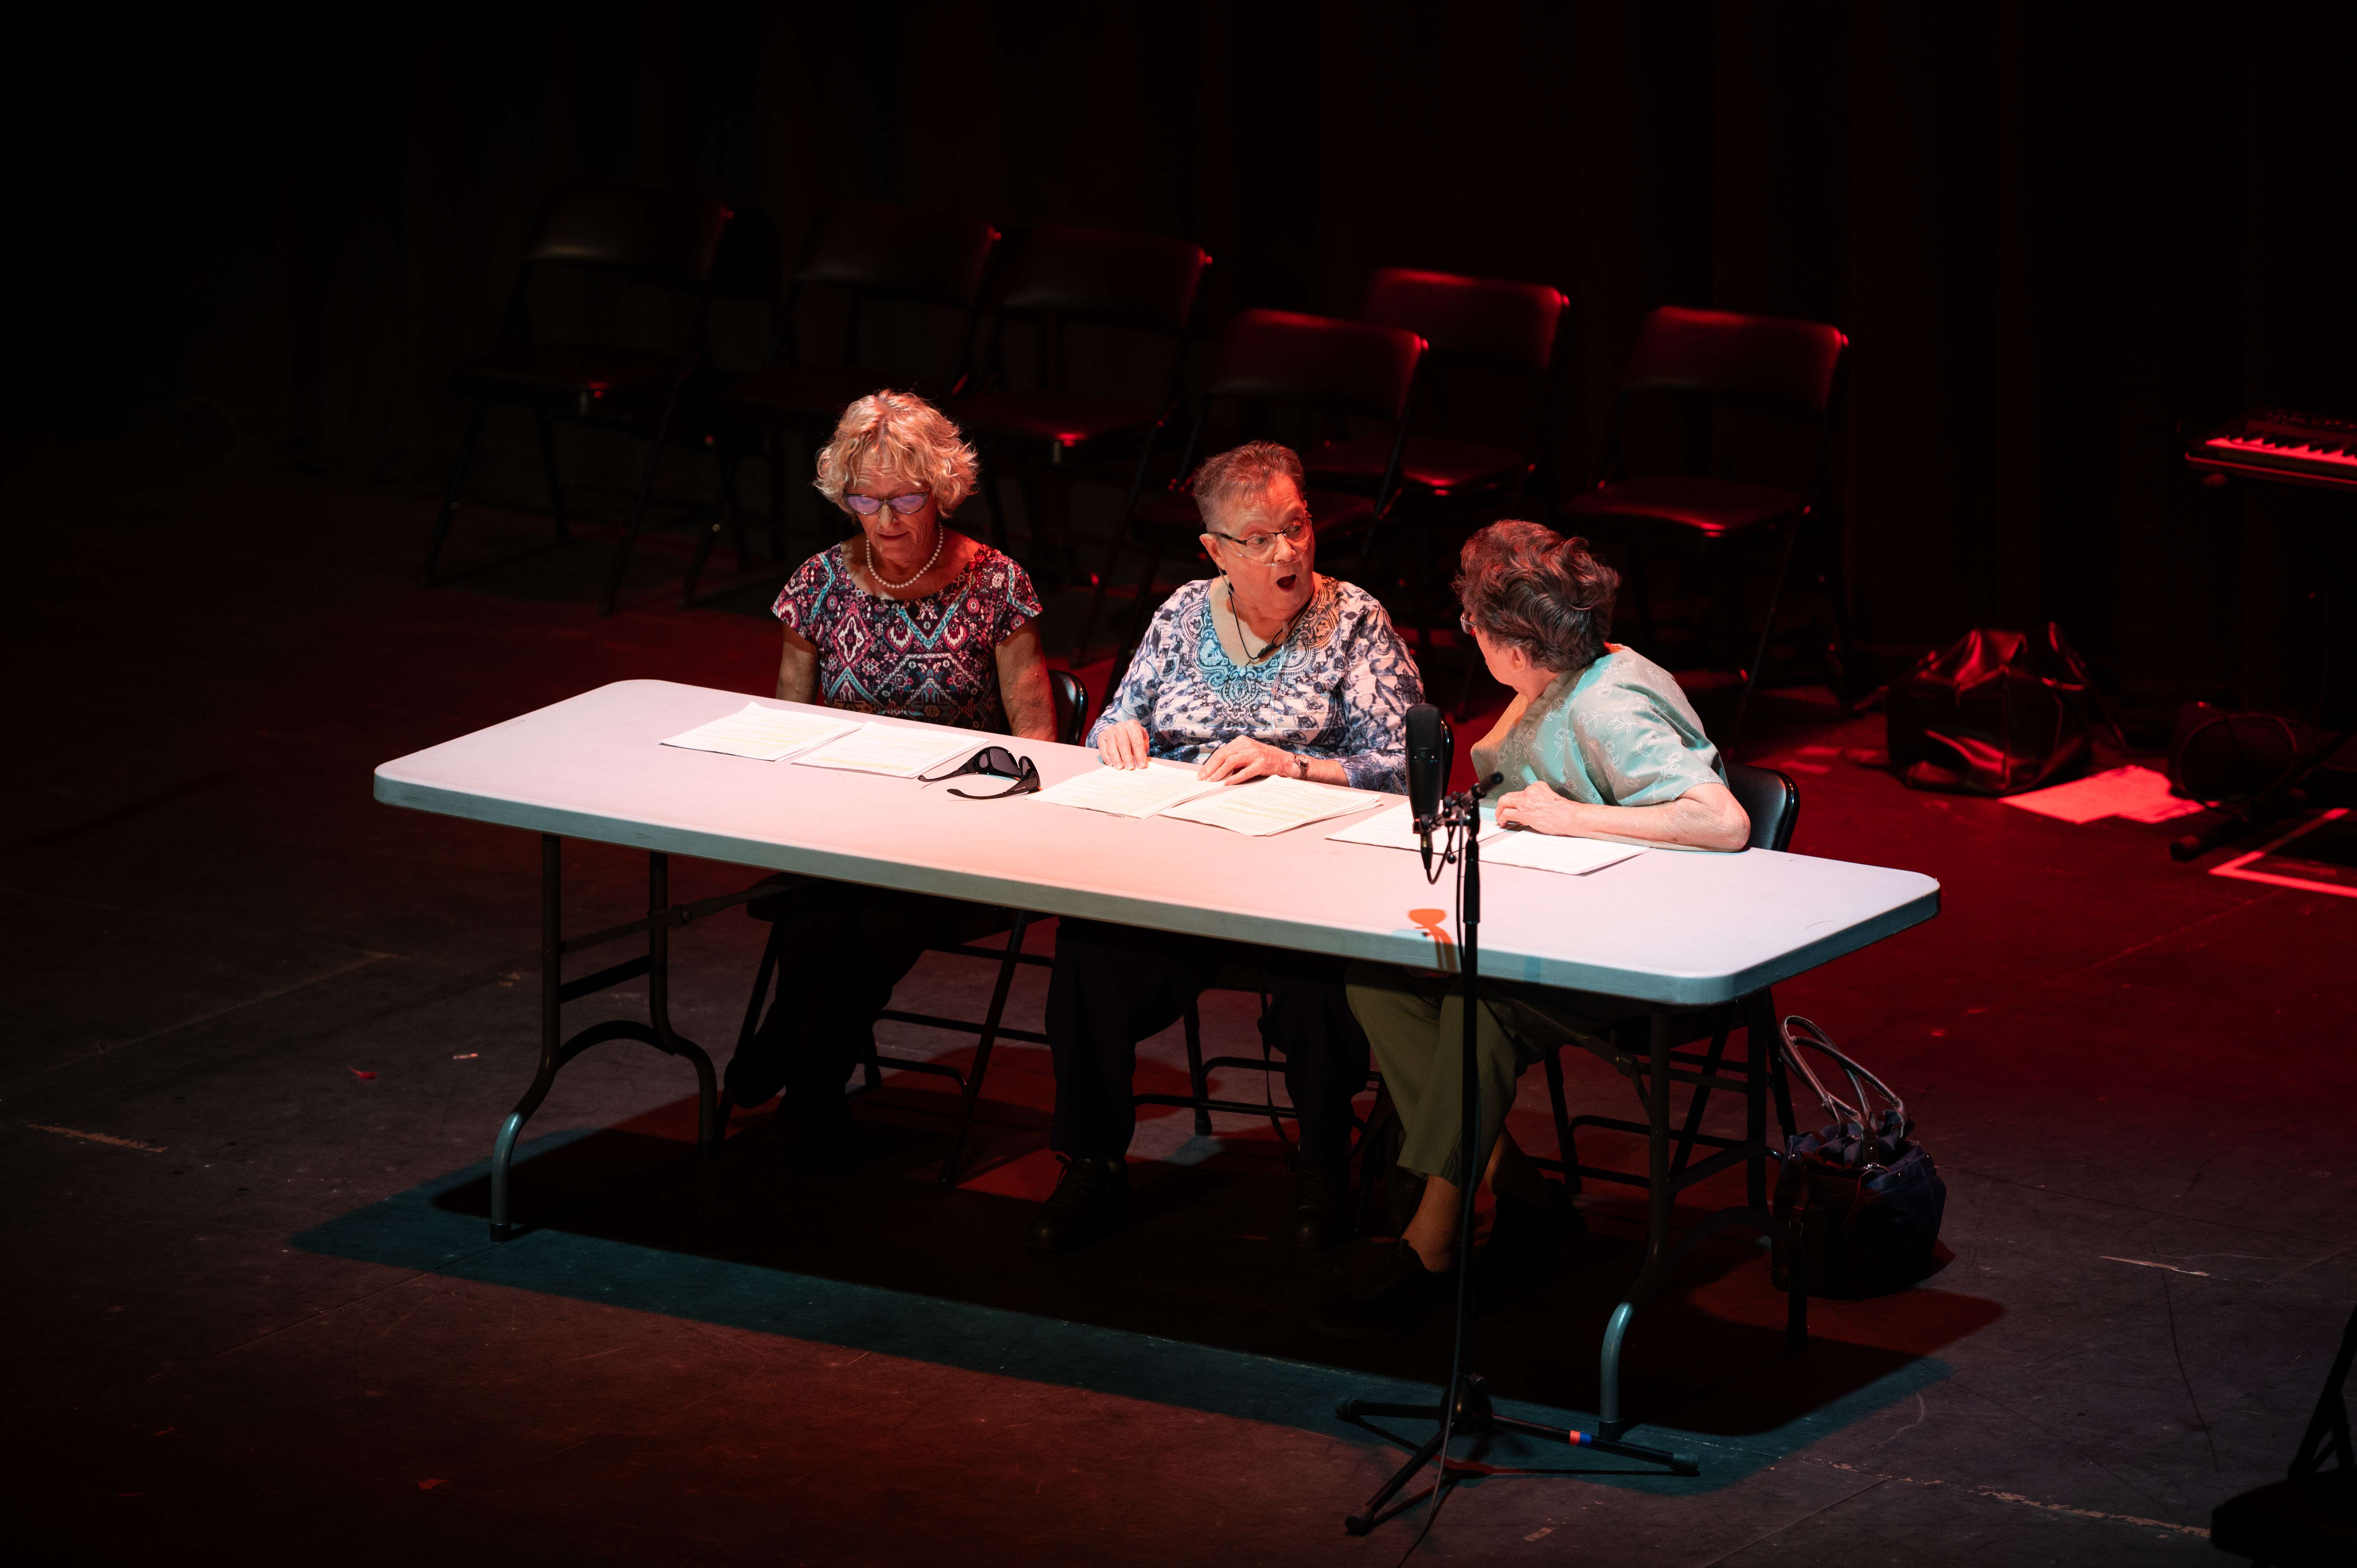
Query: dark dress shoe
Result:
<box><xmin>1477</xmin><ymin>1180</ymin><xmax>1584</xmax><ymax>1298</ymax></box>
<box><xmin>1310</xmin><ymin>1240</ymin><xmax>1457</xmax><ymax>1340</ymax></box>
<box><xmin>780</xmin><ymin>1089</ymin><xmax>860</xmax><ymax>1175</ymax></box>
<box><xmin>1291</xmin><ymin>1164</ymin><xmax>1354</xmax><ymax>1250</ymax></box>
<box><xmin>1028</xmin><ymin>1155</ymin><xmax>1129</xmax><ymax>1252</ymax></box>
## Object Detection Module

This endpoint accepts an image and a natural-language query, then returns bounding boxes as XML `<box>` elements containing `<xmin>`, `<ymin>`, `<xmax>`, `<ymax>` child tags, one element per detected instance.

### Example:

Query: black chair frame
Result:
<box><xmin>724</xmin><ymin>669</ymin><xmax>1088</xmax><ymax>1185</ymax></box>
<box><xmin>1527</xmin><ymin>764</ymin><xmax>1812</xmax><ymax>1431</ymax></box>
<box><xmin>425</xmin><ymin>186</ymin><xmax>734</xmax><ymax>616</ymax></box>
<box><xmin>1579</xmin><ymin>308</ymin><xmax>1854</xmax><ymax>755</ymax></box>
<box><xmin>956</xmin><ymin>226</ymin><xmax>1212</xmax><ymax>576</ymax></box>
<box><xmin>1084</xmin><ymin>310</ymin><xmax>1428</xmax><ymax>673</ymax></box>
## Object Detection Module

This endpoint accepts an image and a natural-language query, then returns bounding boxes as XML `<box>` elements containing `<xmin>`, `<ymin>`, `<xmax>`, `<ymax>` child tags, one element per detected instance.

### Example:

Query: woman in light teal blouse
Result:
<box><xmin>1315</xmin><ymin>521</ymin><xmax>1749</xmax><ymax>1340</ymax></box>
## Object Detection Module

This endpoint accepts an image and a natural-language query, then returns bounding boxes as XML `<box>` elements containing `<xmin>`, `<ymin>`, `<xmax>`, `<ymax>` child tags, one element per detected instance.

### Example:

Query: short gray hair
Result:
<box><xmin>1189</xmin><ymin>441</ymin><xmax>1304</xmax><ymax>526</ymax></box>
<box><xmin>1454</xmin><ymin>520</ymin><xmax>1618</xmax><ymax>674</ymax></box>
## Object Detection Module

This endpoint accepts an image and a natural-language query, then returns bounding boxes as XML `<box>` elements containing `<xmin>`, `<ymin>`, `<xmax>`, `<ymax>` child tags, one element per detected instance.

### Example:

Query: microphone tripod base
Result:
<box><xmin>1334</xmin><ymin>1374</ymin><xmax>1697</xmax><ymax>1534</ymax></box>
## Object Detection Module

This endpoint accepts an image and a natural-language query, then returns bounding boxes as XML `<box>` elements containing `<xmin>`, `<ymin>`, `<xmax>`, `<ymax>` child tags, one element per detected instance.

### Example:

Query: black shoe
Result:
<box><xmin>1310</xmin><ymin>1241</ymin><xmax>1456</xmax><ymax>1341</ymax></box>
<box><xmin>779</xmin><ymin>1089</ymin><xmax>860</xmax><ymax>1175</ymax></box>
<box><xmin>1028</xmin><ymin>1155</ymin><xmax>1129</xmax><ymax>1252</ymax></box>
<box><xmin>1477</xmin><ymin>1180</ymin><xmax>1583</xmax><ymax>1299</ymax></box>
<box><xmin>1292</xmin><ymin>1164</ymin><xmax>1354</xmax><ymax>1251</ymax></box>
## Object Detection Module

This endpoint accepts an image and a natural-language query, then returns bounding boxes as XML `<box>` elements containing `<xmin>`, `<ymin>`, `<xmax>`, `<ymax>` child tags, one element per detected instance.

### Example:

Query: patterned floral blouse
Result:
<box><xmin>1088</xmin><ymin>576</ymin><xmax>1422</xmax><ymax>793</ymax></box>
<box><xmin>772</xmin><ymin>542</ymin><xmax>1042</xmax><ymax>733</ymax></box>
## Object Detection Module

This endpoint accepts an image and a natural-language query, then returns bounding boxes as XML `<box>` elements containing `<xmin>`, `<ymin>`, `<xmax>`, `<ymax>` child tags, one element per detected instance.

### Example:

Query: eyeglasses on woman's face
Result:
<box><xmin>1210</xmin><ymin>517</ymin><xmax>1311</xmax><ymax>561</ymax></box>
<box><xmin>845</xmin><ymin>491</ymin><xmax>931</xmax><ymax>516</ymax></box>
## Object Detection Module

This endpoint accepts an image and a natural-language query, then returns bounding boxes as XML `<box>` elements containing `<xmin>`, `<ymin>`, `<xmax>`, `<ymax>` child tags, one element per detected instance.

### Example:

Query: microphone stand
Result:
<box><xmin>1338</xmin><ymin>778</ymin><xmax>1696</xmax><ymax>1540</ymax></box>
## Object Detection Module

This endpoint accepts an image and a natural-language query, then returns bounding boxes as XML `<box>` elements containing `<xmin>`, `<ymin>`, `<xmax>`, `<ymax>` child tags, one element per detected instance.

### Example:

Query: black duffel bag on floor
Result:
<box><xmin>1772</xmin><ymin>1017</ymin><xmax>1947</xmax><ymax>1298</ymax></box>
<box><xmin>1885</xmin><ymin>623</ymin><xmax>2109</xmax><ymax>796</ymax></box>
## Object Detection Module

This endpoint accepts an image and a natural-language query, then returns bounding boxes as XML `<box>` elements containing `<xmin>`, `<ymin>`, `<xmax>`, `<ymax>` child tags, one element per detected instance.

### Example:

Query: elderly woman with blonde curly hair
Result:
<box><xmin>725</xmin><ymin>390</ymin><xmax>1055</xmax><ymax>1166</ymax></box>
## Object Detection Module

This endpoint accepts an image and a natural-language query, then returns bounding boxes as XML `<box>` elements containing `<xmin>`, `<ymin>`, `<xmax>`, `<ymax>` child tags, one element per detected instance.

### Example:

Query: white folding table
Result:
<box><xmin>375</xmin><ymin>679</ymin><xmax>1940</xmax><ymax>1450</ymax></box>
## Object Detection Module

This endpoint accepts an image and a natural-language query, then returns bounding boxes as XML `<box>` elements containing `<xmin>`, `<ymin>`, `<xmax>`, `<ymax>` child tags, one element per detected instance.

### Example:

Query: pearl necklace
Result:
<box><xmin>867</xmin><ymin>523</ymin><xmax>945</xmax><ymax>595</ymax></box>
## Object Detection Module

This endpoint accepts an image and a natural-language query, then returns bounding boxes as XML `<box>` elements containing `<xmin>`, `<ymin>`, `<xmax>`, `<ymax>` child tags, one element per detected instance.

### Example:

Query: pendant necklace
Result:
<box><xmin>1223</xmin><ymin>578</ymin><xmax>1300</xmax><ymax>663</ymax></box>
<box><xmin>868</xmin><ymin>524</ymin><xmax>944</xmax><ymax>595</ymax></box>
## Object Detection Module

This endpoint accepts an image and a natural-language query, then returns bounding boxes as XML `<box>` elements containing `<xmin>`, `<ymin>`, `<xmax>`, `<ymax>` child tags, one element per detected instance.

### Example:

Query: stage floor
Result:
<box><xmin>3</xmin><ymin>452</ymin><xmax>2349</xmax><ymax>1565</ymax></box>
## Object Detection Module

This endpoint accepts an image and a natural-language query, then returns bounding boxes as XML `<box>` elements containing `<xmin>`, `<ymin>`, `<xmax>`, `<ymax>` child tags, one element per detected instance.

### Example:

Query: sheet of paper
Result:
<box><xmin>1326</xmin><ymin>801</ymin><xmax>1503</xmax><ymax>852</ymax></box>
<box><xmin>790</xmin><ymin>721</ymin><xmax>979</xmax><ymax>778</ymax></box>
<box><xmin>1030</xmin><ymin>761</ymin><xmax>1226</xmax><ymax>818</ymax></box>
<box><xmin>660</xmin><ymin>702</ymin><xmax>862</xmax><ymax>762</ymax></box>
<box><xmin>1481</xmin><ymin>829</ymin><xmax>1646</xmax><ymax>877</ymax></box>
<box><xmin>1999</xmin><ymin>765</ymin><xmax>2203</xmax><ymax>825</ymax></box>
<box><xmin>1157</xmin><ymin>775</ymin><xmax>1383</xmax><ymax>837</ymax></box>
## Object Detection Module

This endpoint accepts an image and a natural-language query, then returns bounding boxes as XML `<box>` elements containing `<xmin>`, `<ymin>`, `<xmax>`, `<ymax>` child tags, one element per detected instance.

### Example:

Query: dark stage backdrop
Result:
<box><xmin>14</xmin><ymin>1</ymin><xmax>2357</xmax><ymax>715</ymax></box>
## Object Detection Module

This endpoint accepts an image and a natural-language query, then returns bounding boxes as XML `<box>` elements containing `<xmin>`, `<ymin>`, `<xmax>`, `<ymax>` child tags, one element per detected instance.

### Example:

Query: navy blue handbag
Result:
<box><xmin>1772</xmin><ymin>1017</ymin><xmax>1947</xmax><ymax>1298</ymax></box>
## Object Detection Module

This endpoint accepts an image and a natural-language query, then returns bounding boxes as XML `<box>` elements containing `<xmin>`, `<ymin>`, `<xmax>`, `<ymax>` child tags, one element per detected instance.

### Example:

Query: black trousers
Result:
<box><xmin>1045</xmin><ymin>918</ymin><xmax>1372</xmax><ymax>1169</ymax></box>
<box><xmin>724</xmin><ymin>882</ymin><xmax>987</xmax><ymax>1109</ymax></box>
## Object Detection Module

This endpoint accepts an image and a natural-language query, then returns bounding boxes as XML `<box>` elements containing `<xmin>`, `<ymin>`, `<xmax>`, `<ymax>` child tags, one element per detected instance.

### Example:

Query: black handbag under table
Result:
<box><xmin>1772</xmin><ymin>1017</ymin><xmax>1948</xmax><ymax>1299</ymax></box>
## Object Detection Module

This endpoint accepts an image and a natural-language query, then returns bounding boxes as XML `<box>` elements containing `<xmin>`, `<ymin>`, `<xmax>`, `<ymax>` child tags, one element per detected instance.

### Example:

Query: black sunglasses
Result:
<box><xmin>917</xmin><ymin>745</ymin><xmax>1041</xmax><ymax>799</ymax></box>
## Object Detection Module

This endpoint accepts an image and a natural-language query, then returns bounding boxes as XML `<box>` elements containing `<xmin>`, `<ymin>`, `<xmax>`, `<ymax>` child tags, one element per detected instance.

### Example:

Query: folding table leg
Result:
<box><xmin>488</xmin><ymin>841</ymin><xmax>721</xmax><ymax>1242</ymax></box>
<box><xmin>1598</xmin><ymin>1013</ymin><xmax>1675</xmax><ymax>1441</ymax></box>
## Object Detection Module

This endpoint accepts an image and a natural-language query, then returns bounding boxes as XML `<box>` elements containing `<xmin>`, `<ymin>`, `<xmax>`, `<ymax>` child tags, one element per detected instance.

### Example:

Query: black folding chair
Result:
<box><xmin>1563</xmin><ymin>306</ymin><xmax>1853</xmax><ymax>755</ymax></box>
<box><xmin>1528</xmin><ymin>763</ymin><xmax>1811</xmax><ymax>1424</ymax></box>
<box><xmin>1083</xmin><ymin>308</ymin><xmax>1426</xmax><ymax>671</ymax></box>
<box><xmin>2212</xmin><ymin>1300</ymin><xmax>2356</xmax><ymax>1566</ymax></box>
<box><xmin>707</xmin><ymin>202</ymin><xmax>998</xmax><ymax>582</ymax></box>
<box><xmin>424</xmin><ymin>186</ymin><xmax>734</xmax><ymax>606</ymax></box>
<box><xmin>727</xmin><ymin>668</ymin><xmax>1090</xmax><ymax>1185</ymax></box>
<box><xmin>951</xmin><ymin>224</ymin><xmax>1210</xmax><ymax>582</ymax></box>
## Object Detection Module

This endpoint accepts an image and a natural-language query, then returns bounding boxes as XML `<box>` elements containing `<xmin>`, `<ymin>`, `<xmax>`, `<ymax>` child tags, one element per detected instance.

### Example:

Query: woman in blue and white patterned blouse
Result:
<box><xmin>1030</xmin><ymin>442</ymin><xmax>1424</xmax><ymax>1256</ymax></box>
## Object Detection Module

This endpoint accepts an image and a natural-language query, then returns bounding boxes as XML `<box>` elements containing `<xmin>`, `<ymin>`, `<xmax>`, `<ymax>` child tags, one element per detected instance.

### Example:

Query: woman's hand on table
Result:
<box><xmin>1494</xmin><ymin>785</ymin><xmax>1585</xmax><ymax>836</ymax></box>
<box><xmin>1196</xmin><ymin>736</ymin><xmax>1296</xmax><ymax>784</ymax></box>
<box><xmin>1096</xmin><ymin>720</ymin><xmax>1151</xmax><ymax>769</ymax></box>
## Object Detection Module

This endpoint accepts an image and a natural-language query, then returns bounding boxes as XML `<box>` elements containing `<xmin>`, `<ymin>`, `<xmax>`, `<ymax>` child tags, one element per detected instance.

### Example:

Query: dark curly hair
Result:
<box><xmin>1454</xmin><ymin>520</ymin><xmax>1618</xmax><ymax>674</ymax></box>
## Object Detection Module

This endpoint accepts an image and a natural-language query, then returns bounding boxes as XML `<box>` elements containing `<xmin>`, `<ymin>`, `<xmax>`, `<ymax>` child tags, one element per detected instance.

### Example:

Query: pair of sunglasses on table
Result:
<box><xmin>916</xmin><ymin>745</ymin><xmax>1040</xmax><ymax>798</ymax></box>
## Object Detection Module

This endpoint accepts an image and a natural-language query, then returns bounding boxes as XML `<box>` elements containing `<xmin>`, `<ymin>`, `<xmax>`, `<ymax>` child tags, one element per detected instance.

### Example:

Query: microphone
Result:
<box><xmin>1405</xmin><ymin>702</ymin><xmax>1452</xmax><ymax>874</ymax></box>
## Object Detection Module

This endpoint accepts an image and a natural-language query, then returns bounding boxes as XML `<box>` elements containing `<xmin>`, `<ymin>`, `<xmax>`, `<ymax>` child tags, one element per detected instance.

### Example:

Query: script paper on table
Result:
<box><xmin>1481</xmin><ymin>830</ymin><xmax>1646</xmax><ymax>876</ymax></box>
<box><xmin>660</xmin><ymin>702</ymin><xmax>862</xmax><ymax>762</ymax></box>
<box><xmin>790</xmin><ymin>722</ymin><xmax>979</xmax><ymax>778</ymax></box>
<box><xmin>1326</xmin><ymin>801</ymin><xmax>1503</xmax><ymax>852</ymax></box>
<box><xmin>1029</xmin><ymin>761</ymin><xmax>1227</xmax><ymax>818</ymax></box>
<box><xmin>1157</xmin><ymin>775</ymin><xmax>1383</xmax><ymax>837</ymax></box>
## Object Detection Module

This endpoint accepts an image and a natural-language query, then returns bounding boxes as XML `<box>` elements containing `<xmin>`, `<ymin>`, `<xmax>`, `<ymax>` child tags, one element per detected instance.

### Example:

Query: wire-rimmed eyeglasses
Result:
<box><xmin>1208</xmin><ymin>517</ymin><xmax>1311</xmax><ymax>560</ymax></box>
<box><xmin>916</xmin><ymin>745</ymin><xmax>1041</xmax><ymax>798</ymax></box>
<box><xmin>845</xmin><ymin>492</ymin><xmax>931</xmax><ymax>516</ymax></box>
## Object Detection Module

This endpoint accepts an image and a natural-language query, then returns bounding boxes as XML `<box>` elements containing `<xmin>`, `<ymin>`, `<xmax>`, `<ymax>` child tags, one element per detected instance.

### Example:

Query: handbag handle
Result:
<box><xmin>1778</xmin><ymin>1016</ymin><xmax>1906</xmax><ymax>1132</ymax></box>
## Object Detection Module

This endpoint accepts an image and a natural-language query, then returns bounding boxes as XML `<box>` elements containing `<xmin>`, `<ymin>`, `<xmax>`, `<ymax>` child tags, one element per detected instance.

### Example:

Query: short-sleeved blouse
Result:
<box><xmin>1085</xmin><ymin>576</ymin><xmax>1422</xmax><ymax>793</ymax></box>
<box><xmin>772</xmin><ymin>542</ymin><xmax>1042</xmax><ymax>733</ymax></box>
<box><xmin>1470</xmin><ymin>645</ymin><xmax>1726</xmax><ymax>806</ymax></box>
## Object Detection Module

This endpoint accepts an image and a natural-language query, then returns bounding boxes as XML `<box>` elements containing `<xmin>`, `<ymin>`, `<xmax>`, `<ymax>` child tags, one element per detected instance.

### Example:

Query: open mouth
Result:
<box><xmin>1275</xmin><ymin>573</ymin><xmax>1299</xmax><ymax>592</ymax></box>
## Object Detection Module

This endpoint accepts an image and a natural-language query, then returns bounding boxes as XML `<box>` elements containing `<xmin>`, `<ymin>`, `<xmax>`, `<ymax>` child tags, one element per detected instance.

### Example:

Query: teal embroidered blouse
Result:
<box><xmin>1470</xmin><ymin>646</ymin><xmax>1726</xmax><ymax>806</ymax></box>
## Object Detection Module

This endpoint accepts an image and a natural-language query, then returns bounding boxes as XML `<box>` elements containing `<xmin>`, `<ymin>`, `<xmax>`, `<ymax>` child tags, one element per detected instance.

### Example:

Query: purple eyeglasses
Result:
<box><xmin>845</xmin><ymin>492</ymin><xmax>930</xmax><ymax>516</ymax></box>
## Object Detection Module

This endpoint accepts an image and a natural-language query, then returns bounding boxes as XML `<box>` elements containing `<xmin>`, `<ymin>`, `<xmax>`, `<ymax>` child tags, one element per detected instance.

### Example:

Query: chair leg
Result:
<box><xmin>1670</xmin><ymin>1014</ymin><xmax>1733</xmax><ymax>1178</ymax></box>
<box><xmin>600</xmin><ymin>383</ymin><xmax>686</xmax><ymax>617</ymax></box>
<box><xmin>938</xmin><ymin>913</ymin><xmax>1030</xmax><ymax>1185</ymax></box>
<box><xmin>423</xmin><ymin>399</ymin><xmax>490</xmax><ymax>586</ymax></box>
<box><xmin>1542</xmin><ymin>1045</ymin><xmax>1578</xmax><ymax>1194</ymax></box>
<box><xmin>767</xmin><ymin>428</ymin><xmax>789</xmax><ymax>562</ymax></box>
<box><xmin>1728</xmin><ymin>521</ymin><xmax>1804</xmax><ymax>760</ymax></box>
<box><xmin>1744</xmin><ymin>995</ymin><xmax>1770</xmax><ymax>1210</ymax></box>
<box><xmin>533</xmin><ymin>407</ymin><xmax>571</xmax><ymax>542</ymax></box>
<box><xmin>738</xmin><ymin>925</ymin><xmax>784</xmax><ymax>1058</ymax></box>
<box><xmin>1626</xmin><ymin>547</ymin><xmax>1661</xmax><ymax>655</ymax></box>
<box><xmin>1182</xmin><ymin>1001</ymin><xmax>1212</xmax><ymax>1137</ymax></box>
<box><xmin>682</xmin><ymin>452</ymin><xmax>733</xmax><ymax>609</ymax></box>
<box><xmin>1110</xmin><ymin>553</ymin><xmax>1163</xmax><ymax>685</ymax></box>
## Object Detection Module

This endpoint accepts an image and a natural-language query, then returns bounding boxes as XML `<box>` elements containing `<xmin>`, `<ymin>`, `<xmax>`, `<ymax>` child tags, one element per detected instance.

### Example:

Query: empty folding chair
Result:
<box><xmin>707</xmin><ymin>202</ymin><xmax>998</xmax><ymax>587</ymax></box>
<box><xmin>1562</xmin><ymin>305</ymin><xmax>1852</xmax><ymax>756</ymax></box>
<box><xmin>424</xmin><ymin>186</ymin><xmax>734</xmax><ymax>604</ymax></box>
<box><xmin>1081</xmin><ymin>308</ymin><xmax>1425</xmax><ymax>669</ymax></box>
<box><xmin>951</xmin><ymin>224</ymin><xmax>1210</xmax><ymax>595</ymax></box>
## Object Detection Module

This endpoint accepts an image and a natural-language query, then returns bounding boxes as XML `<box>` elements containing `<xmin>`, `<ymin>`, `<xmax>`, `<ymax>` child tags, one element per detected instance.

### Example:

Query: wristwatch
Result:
<box><xmin>1293</xmin><ymin>756</ymin><xmax>1309</xmax><ymax>780</ymax></box>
